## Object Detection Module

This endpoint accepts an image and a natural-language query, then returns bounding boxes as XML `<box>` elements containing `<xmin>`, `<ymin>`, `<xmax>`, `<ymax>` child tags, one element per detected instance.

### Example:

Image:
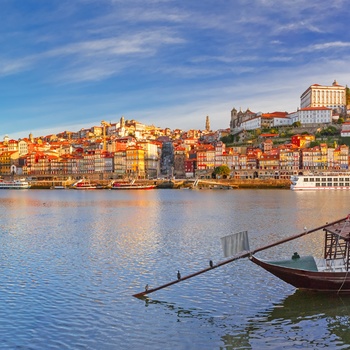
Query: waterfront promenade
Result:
<box><xmin>26</xmin><ymin>178</ymin><xmax>291</xmax><ymax>189</ymax></box>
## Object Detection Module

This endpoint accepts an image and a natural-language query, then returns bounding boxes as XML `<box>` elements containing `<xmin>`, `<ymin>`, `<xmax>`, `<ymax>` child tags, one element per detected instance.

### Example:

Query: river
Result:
<box><xmin>0</xmin><ymin>188</ymin><xmax>349</xmax><ymax>349</ymax></box>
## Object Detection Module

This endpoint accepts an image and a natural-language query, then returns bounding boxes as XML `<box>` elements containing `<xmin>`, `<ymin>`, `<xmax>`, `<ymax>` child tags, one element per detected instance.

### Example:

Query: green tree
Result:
<box><xmin>220</xmin><ymin>134</ymin><xmax>234</xmax><ymax>145</ymax></box>
<box><xmin>309</xmin><ymin>140</ymin><xmax>320</xmax><ymax>148</ymax></box>
<box><xmin>214</xmin><ymin>165</ymin><xmax>231</xmax><ymax>178</ymax></box>
<box><xmin>292</xmin><ymin>121</ymin><xmax>301</xmax><ymax>127</ymax></box>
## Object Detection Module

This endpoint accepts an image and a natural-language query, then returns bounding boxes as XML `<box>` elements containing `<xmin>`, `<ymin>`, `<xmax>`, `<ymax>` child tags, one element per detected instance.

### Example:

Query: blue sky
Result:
<box><xmin>1</xmin><ymin>0</ymin><xmax>350</xmax><ymax>139</ymax></box>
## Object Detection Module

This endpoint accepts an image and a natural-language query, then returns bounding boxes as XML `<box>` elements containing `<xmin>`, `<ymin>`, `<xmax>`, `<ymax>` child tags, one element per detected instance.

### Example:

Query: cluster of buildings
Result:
<box><xmin>178</xmin><ymin>135</ymin><xmax>349</xmax><ymax>180</ymax></box>
<box><xmin>230</xmin><ymin>80</ymin><xmax>348</xmax><ymax>133</ymax></box>
<box><xmin>0</xmin><ymin>116</ymin><xmax>225</xmax><ymax>180</ymax></box>
<box><xmin>1</xmin><ymin>81</ymin><xmax>350</xmax><ymax>181</ymax></box>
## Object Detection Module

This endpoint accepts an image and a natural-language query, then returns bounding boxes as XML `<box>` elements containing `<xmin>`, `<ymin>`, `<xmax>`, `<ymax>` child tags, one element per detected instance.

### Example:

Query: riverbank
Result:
<box><xmin>185</xmin><ymin>178</ymin><xmax>291</xmax><ymax>189</ymax></box>
<box><xmin>28</xmin><ymin>178</ymin><xmax>291</xmax><ymax>189</ymax></box>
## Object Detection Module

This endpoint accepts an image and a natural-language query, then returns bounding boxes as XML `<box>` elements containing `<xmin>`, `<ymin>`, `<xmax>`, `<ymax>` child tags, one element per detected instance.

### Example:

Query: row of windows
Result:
<box><xmin>316</xmin><ymin>183</ymin><xmax>350</xmax><ymax>187</ymax></box>
<box><xmin>304</xmin><ymin>177</ymin><xmax>350</xmax><ymax>182</ymax></box>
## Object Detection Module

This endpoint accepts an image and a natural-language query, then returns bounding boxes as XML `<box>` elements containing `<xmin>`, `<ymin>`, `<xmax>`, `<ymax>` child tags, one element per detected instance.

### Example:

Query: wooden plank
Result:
<box><xmin>132</xmin><ymin>216</ymin><xmax>348</xmax><ymax>298</ymax></box>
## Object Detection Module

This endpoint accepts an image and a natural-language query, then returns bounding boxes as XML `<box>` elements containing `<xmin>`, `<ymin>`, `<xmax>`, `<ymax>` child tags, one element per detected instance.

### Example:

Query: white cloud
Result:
<box><xmin>301</xmin><ymin>41</ymin><xmax>350</xmax><ymax>52</ymax></box>
<box><xmin>0</xmin><ymin>57</ymin><xmax>34</xmax><ymax>76</ymax></box>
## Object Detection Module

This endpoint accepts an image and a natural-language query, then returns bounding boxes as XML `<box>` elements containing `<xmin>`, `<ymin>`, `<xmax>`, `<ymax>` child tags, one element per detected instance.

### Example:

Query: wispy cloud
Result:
<box><xmin>300</xmin><ymin>41</ymin><xmax>350</xmax><ymax>52</ymax></box>
<box><xmin>1</xmin><ymin>0</ymin><xmax>350</xmax><ymax>139</ymax></box>
<box><xmin>0</xmin><ymin>57</ymin><xmax>34</xmax><ymax>76</ymax></box>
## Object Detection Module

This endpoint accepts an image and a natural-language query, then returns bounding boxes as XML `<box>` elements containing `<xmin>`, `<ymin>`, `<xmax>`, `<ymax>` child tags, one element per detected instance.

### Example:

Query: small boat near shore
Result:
<box><xmin>0</xmin><ymin>179</ymin><xmax>31</xmax><ymax>189</ymax></box>
<box><xmin>50</xmin><ymin>185</ymin><xmax>67</xmax><ymax>190</ymax></box>
<box><xmin>71</xmin><ymin>179</ymin><xmax>97</xmax><ymax>190</ymax></box>
<box><xmin>111</xmin><ymin>179</ymin><xmax>156</xmax><ymax>190</ymax></box>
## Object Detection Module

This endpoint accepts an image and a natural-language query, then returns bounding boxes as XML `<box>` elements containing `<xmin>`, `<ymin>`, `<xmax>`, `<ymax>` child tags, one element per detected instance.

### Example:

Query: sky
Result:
<box><xmin>1</xmin><ymin>0</ymin><xmax>350</xmax><ymax>140</ymax></box>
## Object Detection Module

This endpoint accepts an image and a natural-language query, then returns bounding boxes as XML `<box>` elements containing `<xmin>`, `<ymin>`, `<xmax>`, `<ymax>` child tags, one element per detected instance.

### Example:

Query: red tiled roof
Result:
<box><xmin>299</xmin><ymin>106</ymin><xmax>331</xmax><ymax>111</ymax></box>
<box><xmin>260</xmin><ymin>133</ymin><xmax>279</xmax><ymax>137</ymax></box>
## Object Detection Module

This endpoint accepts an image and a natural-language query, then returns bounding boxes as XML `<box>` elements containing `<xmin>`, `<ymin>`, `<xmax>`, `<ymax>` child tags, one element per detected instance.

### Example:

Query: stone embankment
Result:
<box><xmin>184</xmin><ymin>179</ymin><xmax>291</xmax><ymax>189</ymax></box>
<box><xmin>27</xmin><ymin>178</ymin><xmax>291</xmax><ymax>189</ymax></box>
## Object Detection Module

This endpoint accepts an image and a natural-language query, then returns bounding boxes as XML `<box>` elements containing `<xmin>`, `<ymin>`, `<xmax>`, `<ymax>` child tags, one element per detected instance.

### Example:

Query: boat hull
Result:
<box><xmin>250</xmin><ymin>255</ymin><xmax>350</xmax><ymax>293</ymax></box>
<box><xmin>74</xmin><ymin>186</ymin><xmax>96</xmax><ymax>190</ymax></box>
<box><xmin>290</xmin><ymin>174</ymin><xmax>350</xmax><ymax>191</ymax></box>
<box><xmin>111</xmin><ymin>185</ymin><xmax>156</xmax><ymax>190</ymax></box>
<box><xmin>0</xmin><ymin>181</ymin><xmax>30</xmax><ymax>189</ymax></box>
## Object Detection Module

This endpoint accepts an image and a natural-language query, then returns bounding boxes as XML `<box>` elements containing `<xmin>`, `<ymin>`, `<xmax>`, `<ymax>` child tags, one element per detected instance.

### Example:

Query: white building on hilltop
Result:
<box><xmin>300</xmin><ymin>80</ymin><xmax>346</xmax><ymax>113</ymax></box>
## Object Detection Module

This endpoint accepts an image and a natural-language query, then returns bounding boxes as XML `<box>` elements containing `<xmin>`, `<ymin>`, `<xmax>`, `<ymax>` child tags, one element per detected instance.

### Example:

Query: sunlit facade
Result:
<box><xmin>300</xmin><ymin>80</ymin><xmax>346</xmax><ymax>112</ymax></box>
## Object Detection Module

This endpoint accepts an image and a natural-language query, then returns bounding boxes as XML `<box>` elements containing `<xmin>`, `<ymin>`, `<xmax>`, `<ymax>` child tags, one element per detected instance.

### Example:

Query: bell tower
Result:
<box><xmin>205</xmin><ymin>115</ymin><xmax>210</xmax><ymax>132</ymax></box>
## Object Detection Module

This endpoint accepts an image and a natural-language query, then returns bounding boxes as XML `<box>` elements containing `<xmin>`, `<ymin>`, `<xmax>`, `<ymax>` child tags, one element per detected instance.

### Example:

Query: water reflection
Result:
<box><xmin>220</xmin><ymin>290</ymin><xmax>350</xmax><ymax>349</ymax></box>
<box><xmin>1</xmin><ymin>189</ymin><xmax>350</xmax><ymax>349</ymax></box>
<box><xmin>141</xmin><ymin>296</ymin><xmax>211</xmax><ymax>320</ymax></box>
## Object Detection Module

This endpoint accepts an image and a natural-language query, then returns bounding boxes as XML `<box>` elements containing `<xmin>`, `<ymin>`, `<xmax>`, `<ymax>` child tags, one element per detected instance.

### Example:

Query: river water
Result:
<box><xmin>0</xmin><ymin>188</ymin><xmax>350</xmax><ymax>349</ymax></box>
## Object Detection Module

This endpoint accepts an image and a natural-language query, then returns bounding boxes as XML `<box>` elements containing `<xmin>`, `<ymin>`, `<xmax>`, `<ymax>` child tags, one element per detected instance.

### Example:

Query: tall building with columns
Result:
<box><xmin>300</xmin><ymin>80</ymin><xmax>346</xmax><ymax>113</ymax></box>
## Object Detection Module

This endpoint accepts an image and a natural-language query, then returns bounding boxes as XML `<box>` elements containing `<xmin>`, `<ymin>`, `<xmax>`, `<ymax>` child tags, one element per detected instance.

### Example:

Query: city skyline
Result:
<box><xmin>1</xmin><ymin>0</ymin><xmax>350</xmax><ymax>140</ymax></box>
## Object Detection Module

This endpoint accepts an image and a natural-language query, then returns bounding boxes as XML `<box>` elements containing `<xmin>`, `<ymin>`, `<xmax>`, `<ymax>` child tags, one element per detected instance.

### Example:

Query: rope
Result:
<box><xmin>337</xmin><ymin>216</ymin><xmax>350</xmax><ymax>293</ymax></box>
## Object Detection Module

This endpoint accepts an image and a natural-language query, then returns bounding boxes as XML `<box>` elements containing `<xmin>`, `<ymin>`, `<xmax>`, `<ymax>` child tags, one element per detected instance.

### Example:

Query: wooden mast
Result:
<box><xmin>133</xmin><ymin>216</ymin><xmax>348</xmax><ymax>298</ymax></box>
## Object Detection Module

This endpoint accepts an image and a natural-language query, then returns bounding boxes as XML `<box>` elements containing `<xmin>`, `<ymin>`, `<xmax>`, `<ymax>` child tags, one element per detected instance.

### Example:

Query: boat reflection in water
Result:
<box><xmin>220</xmin><ymin>290</ymin><xmax>350</xmax><ymax>349</ymax></box>
<box><xmin>265</xmin><ymin>291</ymin><xmax>350</xmax><ymax>346</ymax></box>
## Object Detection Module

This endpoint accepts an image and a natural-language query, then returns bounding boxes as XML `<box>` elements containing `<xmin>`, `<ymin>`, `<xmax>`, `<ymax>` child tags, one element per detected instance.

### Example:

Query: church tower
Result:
<box><xmin>119</xmin><ymin>116</ymin><xmax>126</xmax><ymax>137</ymax></box>
<box><xmin>205</xmin><ymin>115</ymin><xmax>210</xmax><ymax>132</ymax></box>
<box><xmin>120</xmin><ymin>115</ymin><xmax>125</xmax><ymax>128</ymax></box>
<box><xmin>230</xmin><ymin>107</ymin><xmax>238</xmax><ymax>131</ymax></box>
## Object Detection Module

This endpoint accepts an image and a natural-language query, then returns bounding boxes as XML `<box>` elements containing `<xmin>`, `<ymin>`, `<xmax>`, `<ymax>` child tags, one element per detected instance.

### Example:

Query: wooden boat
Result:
<box><xmin>133</xmin><ymin>215</ymin><xmax>350</xmax><ymax>297</ymax></box>
<box><xmin>111</xmin><ymin>179</ymin><xmax>156</xmax><ymax>190</ymax></box>
<box><xmin>249</xmin><ymin>217</ymin><xmax>350</xmax><ymax>293</ymax></box>
<box><xmin>250</xmin><ymin>255</ymin><xmax>350</xmax><ymax>293</ymax></box>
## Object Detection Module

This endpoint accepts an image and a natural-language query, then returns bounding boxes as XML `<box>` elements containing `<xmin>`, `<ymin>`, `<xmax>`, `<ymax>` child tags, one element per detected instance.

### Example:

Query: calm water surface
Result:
<box><xmin>0</xmin><ymin>189</ymin><xmax>350</xmax><ymax>349</ymax></box>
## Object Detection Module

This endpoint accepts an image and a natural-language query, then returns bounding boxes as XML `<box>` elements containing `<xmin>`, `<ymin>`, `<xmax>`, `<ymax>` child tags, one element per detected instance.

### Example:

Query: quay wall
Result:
<box><xmin>192</xmin><ymin>179</ymin><xmax>291</xmax><ymax>189</ymax></box>
<box><xmin>28</xmin><ymin>178</ymin><xmax>291</xmax><ymax>189</ymax></box>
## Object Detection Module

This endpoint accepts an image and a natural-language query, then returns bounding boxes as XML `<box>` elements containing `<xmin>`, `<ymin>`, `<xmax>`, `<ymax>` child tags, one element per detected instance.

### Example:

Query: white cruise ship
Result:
<box><xmin>291</xmin><ymin>174</ymin><xmax>350</xmax><ymax>190</ymax></box>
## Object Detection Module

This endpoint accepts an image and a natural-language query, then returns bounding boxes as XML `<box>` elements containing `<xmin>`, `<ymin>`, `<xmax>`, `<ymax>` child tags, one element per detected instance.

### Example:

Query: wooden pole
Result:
<box><xmin>132</xmin><ymin>216</ymin><xmax>347</xmax><ymax>298</ymax></box>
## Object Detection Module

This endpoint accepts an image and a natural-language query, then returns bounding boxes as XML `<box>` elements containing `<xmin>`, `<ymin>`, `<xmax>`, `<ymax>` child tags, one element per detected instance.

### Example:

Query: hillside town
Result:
<box><xmin>1</xmin><ymin>80</ymin><xmax>350</xmax><ymax>182</ymax></box>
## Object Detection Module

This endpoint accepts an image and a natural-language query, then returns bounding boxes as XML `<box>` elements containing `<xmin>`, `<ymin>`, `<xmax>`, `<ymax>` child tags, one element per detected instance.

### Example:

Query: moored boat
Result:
<box><xmin>291</xmin><ymin>173</ymin><xmax>350</xmax><ymax>190</ymax></box>
<box><xmin>250</xmin><ymin>254</ymin><xmax>350</xmax><ymax>293</ymax></box>
<box><xmin>111</xmin><ymin>179</ymin><xmax>156</xmax><ymax>190</ymax></box>
<box><xmin>244</xmin><ymin>217</ymin><xmax>350</xmax><ymax>293</ymax></box>
<box><xmin>0</xmin><ymin>179</ymin><xmax>31</xmax><ymax>189</ymax></box>
<box><xmin>71</xmin><ymin>179</ymin><xmax>97</xmax><ymax>190</ymax></box>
